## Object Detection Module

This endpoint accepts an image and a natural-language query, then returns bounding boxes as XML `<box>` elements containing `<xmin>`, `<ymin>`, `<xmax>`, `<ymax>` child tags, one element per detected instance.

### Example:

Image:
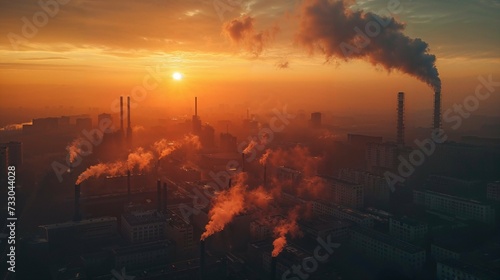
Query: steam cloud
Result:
<box><xmin>272</xmin><ymin>207</ymin><xmax>301</xmax><ymax>257</ymax></box>
<box><xmin>66</xmin><ymin>138</ymin><xmax>85</xmax><ymax>164</ymax></box>
<box><xmin>223</xmin><ymin>15</ymin><xmax>279</xmax><ymax>56</ymax></box>
<box><xmin>201</xmin><ymin>173</ymin><xmax>273</xmax><ymax>240</ymax></box>
<box><xmin>296</xmin><ymin>0</ymin><xmax>441</xmax><ymax>91</ymax></box>
<box><xmin>201</xmin><ymin>173</ymin><xmax>248</xmax><ymax>240</ymax></box>
<box><xmin>153</xmin><ymin>134</ymin><xmax>201</xmax><ymax>159</ymax></box>
<box><xmin>76</xmin><ymin>147</ymin><xmax>154</xmax><ymax>184</ymax></box>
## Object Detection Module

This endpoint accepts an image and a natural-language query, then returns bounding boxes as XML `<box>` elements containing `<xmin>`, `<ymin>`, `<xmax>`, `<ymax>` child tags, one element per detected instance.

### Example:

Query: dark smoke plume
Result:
<box><xmin>296</xmin><ymin>0</ymin><xmax>441</xmax><ymax>91</ymax></box>
<box><xmin>223</xmin><ymin>15</ymin><xmax>279</xmax><ymax>56</ymax></box>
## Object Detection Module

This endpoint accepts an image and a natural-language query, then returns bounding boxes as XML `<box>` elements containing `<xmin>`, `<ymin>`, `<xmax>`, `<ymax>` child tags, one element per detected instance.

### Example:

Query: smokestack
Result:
<box><xmin>127</xmin><ymin>96</ymin><xmax>132</xmax><ymax>140</ymax></box>
<box><xmin>195</xmin><ymin>97</ymin><xmax>198</xmax><ymax>117</ymax></box>
<box><xmin>127</xmin><ymin>170</ymin><xmax>131</xmax><ymax>202</ymax></box>
<box><xmin>228</xmin><ymin>178</ymin><xmax>232</xmax><ymax>189</ymax></box>
<box><xmin>397</xmin><ymin>92</ymin><xmax>405</xmax><ymax>146</ymax></box>
<box><xmin>200</xmin><ymin>240</ymin><xmax>206</xmax><ymax>280</ymax></box>
<box><xmin>74</xmin><ymin>184</ymin><xmax>81</xmax><ymax>222</ymax></box>
<box><xmin>157</xmin><ymin>180</ymin><xmax>161</xmax><ymax>213</ymax></box>
<box><xmin>270</xmin><ymin>256</ymin><xmax>277</xmax><ymax>280</ymax></box>
<box><xmin>163</xmin><ymin>182</ymin><xmax>167</xmax><ymax>214</ymax></box>
<box><xmin>120</xmin><ymin>96</ymin><xmax>124</xmax><ymax>133</ymax></box>
<box><xmin>433</xmin><ymin>91</ymin><xmax>441</xmax><ymax>130</ymax></box>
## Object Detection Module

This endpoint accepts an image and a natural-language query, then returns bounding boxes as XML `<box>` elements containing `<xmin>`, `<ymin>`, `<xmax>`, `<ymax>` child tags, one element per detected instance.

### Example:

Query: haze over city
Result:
<box><xmin>0</xmin><ymin>1</ymin><xmax>499</xmax><ymax>280</ymax></box>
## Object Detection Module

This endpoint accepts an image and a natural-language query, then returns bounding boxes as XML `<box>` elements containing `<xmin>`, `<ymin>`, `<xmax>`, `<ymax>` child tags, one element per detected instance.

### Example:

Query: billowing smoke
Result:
<box><xmin>296</xmin><ymin>0</ymin><xmax>441</xmax><ymax>91</ymax></box>
<box><xmin>201</xmin><ymin>173</ymin><xmax>274</xmax><ymax>240</ymax></box>
<box><xmin>153</xmin><ymin>134</ymin><xmax>201</xmax><ymax>159</ymax></box>
<box><xmin>153</xmin><ymin>139</ymin><xmax>181</xmax><ymax>159</ymax></box>
<box><xmin>266</xmin><ymin>145</ymin><xmax>320</xmax><ymax>177</ymax></box>
<box><xmin>66</xmin><ymin>138</ymin><xmax>85</xmax><ymax>164</ymax></box>
<box><xmin>272</xmin><ymin>207</ymin><xmax>301</xmax><ymax>257</ymax></box>
<box><xmin>223</xmin><ymin>15</ymin><xmax>279</xmax><ymax>56</ymax></box>
<box><xmin>243</xmin><ymin>139</ymin><xmax>259</xmax><ymax>155</ymax></box>
<box><xmin>259</xmin><ymin>149</ymin><xmax>272</xmax><ymax>165</ymax></box>
<box><xmin>76</xmin><ymin>148</ymin><xmax>154</xmax><ymax>184</ymax></box>
<box><xmin>127</xmin><ymin>147</ymin><xmax>154</xmax><ymax>171</ymax></box>
<box><xmin>201</xmin><ymin>173</ymin><xmax>248</xmax><ymax>240</ymax></box>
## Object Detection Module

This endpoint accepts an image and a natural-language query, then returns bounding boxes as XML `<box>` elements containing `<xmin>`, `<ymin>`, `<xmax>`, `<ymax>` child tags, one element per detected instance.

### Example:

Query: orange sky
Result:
<box><xmin>1</xmin><ymin>0</ymin><xmax>499</xmax><ymax>120</ymax></box>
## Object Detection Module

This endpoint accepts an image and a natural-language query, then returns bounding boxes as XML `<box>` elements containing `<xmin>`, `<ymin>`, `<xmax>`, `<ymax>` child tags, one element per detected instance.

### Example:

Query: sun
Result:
<box><xmin>172</xmin><ymin>72</ymin><xmax>183</xmax><ymax>80</ymax></box>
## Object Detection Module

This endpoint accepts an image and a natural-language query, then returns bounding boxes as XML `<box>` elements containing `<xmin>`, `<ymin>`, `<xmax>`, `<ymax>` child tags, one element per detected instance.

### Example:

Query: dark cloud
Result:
<box><xmin>222</xmin><ymin>15</ymin><xmax>279</xmax><ymax>56</ymax></box>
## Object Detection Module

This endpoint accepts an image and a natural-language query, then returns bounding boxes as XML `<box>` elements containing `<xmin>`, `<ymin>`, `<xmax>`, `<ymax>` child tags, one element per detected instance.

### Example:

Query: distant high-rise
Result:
<box><xmin>433</xmin><ymin>91</ymin><xmax>441</xmax><ymax>130</ymax></box>
<box><xmin>0</xmin><ymin>141</ymin><xmax>22</xmax><ymax>167</ymax></box>
<box><xmin>98</xmin><ymin>113</ymin><xmax>113</xmax><ymax>133</ymax></box>
<box><xmin>310</xmin><ymin>112</ymin><xmax>322</xmax><ymax>128</ymax></box>
<box><xmin>397</xmin><ymin>92</ymin><xmax>405</xmax><ymax>146</ymax></box>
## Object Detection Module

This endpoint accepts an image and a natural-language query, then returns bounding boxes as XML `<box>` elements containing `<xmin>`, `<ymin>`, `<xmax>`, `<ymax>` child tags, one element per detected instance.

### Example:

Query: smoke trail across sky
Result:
<box><xmin>295</xmin><ymin>0</ymin><xmax>441</xmax><ymax>91</ymax></box>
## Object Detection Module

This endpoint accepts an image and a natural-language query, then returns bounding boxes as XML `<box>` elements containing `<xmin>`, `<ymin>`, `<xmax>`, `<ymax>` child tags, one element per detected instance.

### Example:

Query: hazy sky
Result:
<box><xmin>1</xmin><ymin>0</ymin><xmax>499</xmax><ymax>117</ymax></box>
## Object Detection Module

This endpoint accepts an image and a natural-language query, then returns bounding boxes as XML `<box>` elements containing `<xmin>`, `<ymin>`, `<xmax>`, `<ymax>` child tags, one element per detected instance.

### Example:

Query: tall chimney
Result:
<box><xmin>163</xmin><ymin>182</ymin><xmax>167</xmax><ymax>214</ymax></box>
<box><xmin>120</xmin><ymin>96</ymin><xmax>124</xmax><ymax>133</ymax></box>
<box><xmin>195</xmin><ymin>97</ymin><xmax>198</xmax><ymax>117</ymax></box>
<box><xmin>228</xmin><ymin>178</ymin><xmax>232</xmax><ymax>189</ymax></box>
<box><xmin>74</xmin><ymin>184</ymin><xmax>82</xmax><ymax>222</ymax></box>
<box><xmin>127</xmin><ymin>170</ymin><xmax>131</xmax><ymax>202</ymax></box>
<box><xmin>433</xmin><ymin>91</ymin><xmax>441</xmax><ymax>130</ymax></box>
<box><xmin>397</xmin><ymin>92</ymin><xmax>405</xmax><ymax>146</ymax></box>
<box><xmin>157</xmin><ymin>180</ymin><xmax>161</xmax><ymax>213</ymax></box>
<box><xmin>270</xmin><ymin>256</ymin><xmax>277</xmax><ymax>280</ymax></box>
<box><xmin>200</xmin><ymin>240</ymin><xmax>206</xmax><ymax>280</ymax></box>
<box><xmin>127</xmin><ymin>96</ymin><xmax>132</xmax><ymax>140</ymax></box>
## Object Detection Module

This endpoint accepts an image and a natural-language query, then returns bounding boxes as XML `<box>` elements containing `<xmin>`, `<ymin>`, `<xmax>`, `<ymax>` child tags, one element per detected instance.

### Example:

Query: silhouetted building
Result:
<box><xmin>312</xmin><ymin>200</ymin><xmax>374</xmax><ymax>227</ymax></box>
<box><xmin>32</xmin><ymin>117</ymin><xmax>59</xmax><ymax>130</ymax></box>
<box><xmin>121</xmin><ymin>210</ymin><xmax>166</xmax><ymax>244</ymax></box>
<box><xmin>40</xmin><ymin>217</ymin><xmax>117</xmax><ymax>247</ymax></box>
<box><xmin>414</xmin><ymin>189</ymin><xmax>495</xmax><ymax>225</ymax></box>
<box><xmin>76</xmin><ymin>117</ymin><xmax>92</xmax><ymax>130</ymax></box>
<box><xmin>486</xmin><ymin>181</ymin><xmax>500</xmax><ymax>202</ymax></box>
<box><xmin>338</xmin><ymin>168</ymin><xmax>390</xmax><ymax>205</ymax></box>
<box><xmin>366</xmin><ymin>142</ymin><xmax>398</xmax><ymax>173</ymax></box>
<box><xmin>112</xmin><ymin>239</ymin><xmax>174</xmax><ymax>270</ymax></box>
<box><xmin>437</xmin><ymin>259</ymin><xmax>499</xmax><ymax>280</ymax></box>
<box><xmin>165</xmin><ymin>209</ymin><xmax>194</xmax><ymax>257</ymax></box>
<box><xmin>98</xmin><ymin>113</ymin><xmax>113</xmax><ymax>133</ymax></box>
<box><xmin>310</xmin><ymin>112</ymin><xmax>322</xmax><ymax>128</ymax></box>
<box><xmin>389</xmin><ymin>216</ymin><xmax>428</xmax><ymax>243</ymax></box>
<box><xmin>0</xmin><ymin>146</ymin><xmax>7</xmax><ymax>182</ymax></box>
<box><xmin>349</xmin><ymin>226</ymin><xmax>426</xmax><ymax>275</ymax></box>
<box><xmin>0</xmin><ymin>141</ymin><xmax>23</xmax><ymax>167</ymax></box>
<box><xmin>347</xmin><ymin>134</ymin><xmax>383</xmax><ymax>147</ymax></box>
<box><xmin>220</xmin><ymin>132</ymin><xmax>237</xmax><ymax>152</ymax></box>
<box><xmin>249</xmin><ymin>215</ymin><xmax>284</xmax><ymax>241</ymax></box>
<box><xmin>299</xmin><ymin>216</ymin><xmax>350</xmax><ymax>240</ymax></box>
<box><xmin>319</xmin><ymin>175</ymin><xmax>364</xmax><ymax>209</ymax></box>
